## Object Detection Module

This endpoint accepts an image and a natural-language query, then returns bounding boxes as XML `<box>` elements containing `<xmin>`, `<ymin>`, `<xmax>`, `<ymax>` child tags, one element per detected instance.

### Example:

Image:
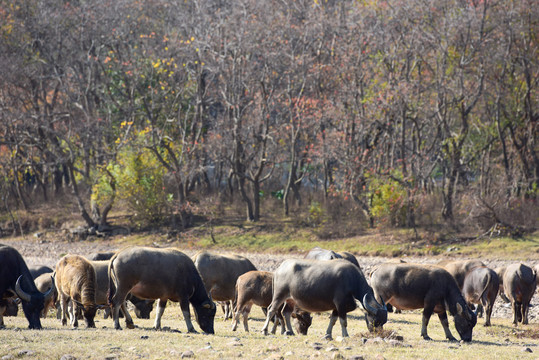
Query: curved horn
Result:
<box><xmin>362</xmin><ymin>294</ymin><xmax>378</xmax><ymax>315</ymax></box>
<box><xmin>15</xmin><ymin>276</ymin><xmax>32</xmax><ymax>303</ymax></box>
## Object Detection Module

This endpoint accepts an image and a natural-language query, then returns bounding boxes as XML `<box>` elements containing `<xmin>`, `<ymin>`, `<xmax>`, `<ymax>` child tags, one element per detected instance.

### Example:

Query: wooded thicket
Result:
<box><xmin>0</xmin><ymin>0</ymin><xmax>537</xmax><ymax>236</ymax></box>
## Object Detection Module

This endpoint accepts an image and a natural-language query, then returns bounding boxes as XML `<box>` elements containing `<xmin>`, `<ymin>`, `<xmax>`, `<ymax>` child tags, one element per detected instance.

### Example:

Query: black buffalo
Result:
<box><xmin>0</xmin><ymin>244</ymin><xmax>54</xmax><ymax>329</ymax></box>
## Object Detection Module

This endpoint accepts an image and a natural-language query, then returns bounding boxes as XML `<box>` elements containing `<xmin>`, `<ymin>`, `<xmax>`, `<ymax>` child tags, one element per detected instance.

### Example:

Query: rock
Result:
<box><xmin>1</xmin><ymin>355</ymin><xmax>15</xmax><ymax>360</ymax></box>
<box><xmin>332</xmin><ymin>353</ymin><xmax>345</xmax><ymax>360</ymax></box>
<box><xmin>104</xmin><ymin>356</ymin><xmax>118</xmax><ymax>360</ymax></box>
<box><xmin>266</xmin><ymin>345</ymin><xmax>279</xmax><ymax>352</ymax></box>
<box><xmin>140</xmin><ymin>335</ymin><xmax>149</xmax><ymax>339</ymax></box>
<box><xmin>60</xmin><ymin>356</ymin><xmax>77</xmax><ymax>360</ymax></box>
<box><xmin>335</xmin><ymin>336</ymin><xmax>346</xmax><ymax>343</ymax></box>
<box><xmin>181</xmin><ymin>350</ymin><xmax>195</xmax><ymax>358</ymax></box>
<box><xmin>309</xmin><ymin>352</ymin><xmax>322</xmax><ymax>359</ymax></box>
<box><xmin>264</xmin><ymin>356</ymin><xmax>283</xmax><ymax>360</ymax></box>
<box><xmin>366</xmin><ymin>337</ymin><xmax>384</xmax><ymax>345</ymax></box>
<box><xmin>387</xmin><ymin>339</ymin><xmax>411</xmax><ymax>348</ymax></box>
<box><xmin>521</xmin><ymin>347</ymin><xmax>533</xmax><ymax>353</ymax></box>
<box><xmin>326</xmin><ymin>346</ymin><xmax>339</xmax><ymax>352</ymax></box>
<box><xmin>17</xmin><ymin>350</ymin><xmax>35</xmax><ymax>357</ymax></box>
<box><xmin>348</xmin><ymin>356</ymin><xmax>365</xmax><ymax>360</ymax></box>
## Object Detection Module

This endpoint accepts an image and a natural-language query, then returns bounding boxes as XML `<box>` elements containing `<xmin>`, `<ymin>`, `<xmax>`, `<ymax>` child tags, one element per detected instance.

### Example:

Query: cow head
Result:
<box><xmin>361</xmin><ymin>293</ymin><xmax>388</xmax><ymax>332</ymax></box>
<box><xmin>15</xmin><ymin>275</ymin><xmax>54</xmax><ymax>329</ymax></box>
<box><xmin>291</xmin><ymin>309</ymin><xmax>312</xmax><ymax>335</ymax></box>
<box><xmin>454</xmin><ymin>302</ymin><xmax>477</xmax><ymax>342</ymax></box>
<box><xmin>193</xmin><ymin>299</ymin><xmax>216</xmax><ymax>334</ymax></box>
<box><xmin>133</xmin><ymin>299</ymin><xmax>155</xmax><ymax>319</ymax></box>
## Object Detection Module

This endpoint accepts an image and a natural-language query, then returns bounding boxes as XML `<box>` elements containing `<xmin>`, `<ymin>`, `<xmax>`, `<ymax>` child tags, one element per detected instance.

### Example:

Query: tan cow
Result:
<box><xmin>231</xmin><ymin>270</ymin><xmax>312</xmax><ymax>334</ymax></box>
<box><xmin>55</xmin><ymin>255</ymin><xmax>98</xmax><ymax>328</ymax></box>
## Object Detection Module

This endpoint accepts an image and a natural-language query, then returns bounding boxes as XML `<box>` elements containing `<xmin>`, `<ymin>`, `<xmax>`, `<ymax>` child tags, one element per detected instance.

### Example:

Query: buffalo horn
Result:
<box><xmin>203</xmin><ymin>300</ymin><xmax>215</xmax><ymax>309</ymax></box>
<box><xmin>15</xmin><ymin>276</ymin><xmax>32</xmax><ymax>302</ymax></box>
<box><xmin>362</xmin><ymin>294</ymin><xmax>378</xmax><ymax>315</ymax></box>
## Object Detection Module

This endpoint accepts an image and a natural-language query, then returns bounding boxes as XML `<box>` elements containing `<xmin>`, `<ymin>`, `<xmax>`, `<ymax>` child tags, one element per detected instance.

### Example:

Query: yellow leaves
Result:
<box><xmin>120</xmin><ymin>121</ymin><xmax>133</xmax><ymax>128</ymax></box>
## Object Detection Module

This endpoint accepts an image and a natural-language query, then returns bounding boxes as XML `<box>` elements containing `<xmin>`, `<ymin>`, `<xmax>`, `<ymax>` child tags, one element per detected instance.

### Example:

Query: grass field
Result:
<box><xmin>2</xmin><ymin>304</ymin><xmax>538</xmax><ymax>360</ymax></box>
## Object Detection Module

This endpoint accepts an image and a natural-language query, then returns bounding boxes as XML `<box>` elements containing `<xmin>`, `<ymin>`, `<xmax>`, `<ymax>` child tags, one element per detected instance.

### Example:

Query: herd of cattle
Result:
<box><xmin>1</xmin><ymin>243</ymin><xmax>538</xmax><ymax>343</ymax></box>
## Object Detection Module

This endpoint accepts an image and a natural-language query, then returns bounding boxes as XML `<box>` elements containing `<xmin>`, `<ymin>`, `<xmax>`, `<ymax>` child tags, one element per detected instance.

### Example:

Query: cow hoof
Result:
<box><xmin>422</xmin><ymin>336</ymin><xmax>432</xmax><ymax>341</ymax></box>
<box><xmin>188</xmin><ymin>329</ymin><xmax>199</xmax><ymax>334</ymax></box>
<box><xmin>285</xmin><ymin>331</ymin><xmax>294</xmax><ymax>336</ymax></box>
<box><xmin>262</xmin><ymin>329</ymin><xmax>268</xmax><ymax>336</ymax></box>
<box><xmin>447</xmin><ymin>337</ymin><xmax>458</xmax><ymax>342</ymax></box>
<box><xmin>115</xmin><ymin>326</ymin><xmax>123</xmax><ymax>330</ymax></box>
<box><xmin>126</xmin><ymin>323</ymin><xmax>135</xmax><ymax>329</ymax></box>
<box><xmin>322</xmin><ymin>334</ymin><xmax>333</xmax><ymax>341</ymax></box>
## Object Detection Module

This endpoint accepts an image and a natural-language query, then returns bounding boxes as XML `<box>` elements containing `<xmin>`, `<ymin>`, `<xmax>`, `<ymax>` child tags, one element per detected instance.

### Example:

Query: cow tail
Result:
<box><xmin>107</xmin><ymin>253</ymin><xmax>118</xmax><ymax>307</ymax></box>
<box><xmin>478</xmin><ymin>270</ymin><xmax>491</xmax><ymax>304</ymax></box>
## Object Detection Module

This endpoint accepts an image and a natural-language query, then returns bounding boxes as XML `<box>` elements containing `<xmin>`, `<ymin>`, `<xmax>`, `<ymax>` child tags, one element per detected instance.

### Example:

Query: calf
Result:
<box><xmin>55</xmin><ymin>255</ymin><xmax>98</xmax><ymax>328</ymax></box>
<box><xmin>503</xmin><ymin>263</ymin><xmax>536</xmax><ymax>326</ymax></box>
<box><xmin>231</xmin><ymin>270</ymin><xmax>311</xmax><ymax>334</ymax></box>
<box><xmin>371</xmin><ymin>263</ymin><xmax>477</xmax><ymax>342</ymax></box>
<box><xmin>461</xmin><ymin>267</ymin><xmax>499</xmax><ymax>326</ymax></box>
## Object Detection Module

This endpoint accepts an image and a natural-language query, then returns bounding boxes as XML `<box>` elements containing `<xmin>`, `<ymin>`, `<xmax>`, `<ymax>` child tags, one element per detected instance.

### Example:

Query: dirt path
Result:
<box><xmin>2</xmin><ymin>237</ymin><xmax>538</xmax><ymax>323</ymax></box>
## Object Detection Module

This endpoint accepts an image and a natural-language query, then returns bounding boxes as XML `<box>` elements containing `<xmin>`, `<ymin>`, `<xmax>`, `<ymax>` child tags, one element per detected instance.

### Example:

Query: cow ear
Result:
<box><xmin>203</xmin><ymin>300</ymin><xmax>215</xmax><ymax>309</ymax></box>
<box><xmin>456</xmin><ymin>302</ymin><xmax>464</xmax><ymax>316</ymax></box>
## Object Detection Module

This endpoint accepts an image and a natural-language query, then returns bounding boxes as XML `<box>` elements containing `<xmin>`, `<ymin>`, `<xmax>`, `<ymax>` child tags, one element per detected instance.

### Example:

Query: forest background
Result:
<box><xmin>0</xmin><ymin>0</ymin><xmax>537</xmax><ymax>254</ymax></box>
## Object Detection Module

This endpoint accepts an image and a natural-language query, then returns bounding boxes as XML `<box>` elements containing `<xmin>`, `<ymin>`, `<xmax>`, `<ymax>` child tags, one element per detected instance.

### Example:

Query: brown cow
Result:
<box><xmin>503</xmin><ymin>263</ymin><xmax>536</xmax><ymax>326</ymax></box>
<box><xmin>193</xmin><ymin>251</ymin><xmax>257</xmax><ymax>319</ymax></box>
<box><xmin>231</xmin><ymin>270</ymin><xmax>312</xmax><ymax>334</ymax></box>
<box><xmin>55</xmin><ymin>255</ymin><xmax>98</xmax><ymax>328</ymax></box>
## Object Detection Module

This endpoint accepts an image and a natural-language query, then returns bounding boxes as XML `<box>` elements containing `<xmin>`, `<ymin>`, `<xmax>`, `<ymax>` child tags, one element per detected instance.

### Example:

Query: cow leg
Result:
<box><xmin>438</xmin><ymin>312</ymin><xmax>457</xmax><ymax>341</ymax></box>
<box><xmin>262</xmin><ymin>294</ymin><xmax>288</xmax><ymax>335</ymax></box>
<box><xmin>324</xmin><ymin>310</ymin><xmax>339</xmax><ymax>340</ymax></box>
<box><xmin>120</xmin><ymin>301</ymin><xmax>135</xmax><ymax>329</ymax></box>
<box><xmin>280</xmin><ymin>304</ymin><xmax>294</xmax><ymax>336</ymax></box>
<box><xmin>338</xmin><ymin>315</ymin><xmax>349</xmax><ymax>338</ymax></box>
<box><xmin>179</xmin><ymin>298</ymin><xmax>197</xmax><ymax>333</ymax></box>
<box><xmin>69</xmin><ymin>301</ymin><xmax>78</xmax><ymax>328</ymax></box>
<box><xmin>483</xmin><ymin>298</ymin><xmax>493</xmax><ymax>327</ymax></box>
<box><xmin>420</xmin><ymin>308</ymin><xmax>433</xmax><ymax>340</ymax></box>
<box><xmin>154</xmin><ymin>299</ymin><xmax>167</xmax><ymax>330</ymax></box>
<box><xmin>0</xmin><ymin>302</ymin><xmax>5</xmax><ymax>328</ymax></box>
<box><xmin>522</xmin><ymin>301</ymin><xmax>529</xmax><ymax>325</ymax></box>
<box><xmin>59</xmin><ymin>294</ymin><xmax>68</xmax><ymax>326</ymax></box>
<box><xmin>511</xmin><ymin>301</ymin><xmax>519</xmax><ymax>326</ymax></box>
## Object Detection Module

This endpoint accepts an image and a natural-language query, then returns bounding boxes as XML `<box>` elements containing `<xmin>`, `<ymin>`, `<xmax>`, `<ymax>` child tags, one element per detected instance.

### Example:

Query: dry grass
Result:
<box><xmin>2</xmin><ymin>305</ymin><xmax>538</xmax><ymax>359</ymax></box>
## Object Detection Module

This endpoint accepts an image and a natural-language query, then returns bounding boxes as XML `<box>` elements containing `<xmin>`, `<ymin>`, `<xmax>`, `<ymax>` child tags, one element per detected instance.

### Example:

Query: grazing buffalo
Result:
<box><xmin>502</xmin><ymin>263</ymin><xmax>537</xmax><ymax>326</ymax></box>
<box><xmin>108</xmin><ymin>247</ymin><xmax>216</xmax><ymax>333</ymax></box>
<box><xmin>231</xmin><ymin>270</ymin><xmax>312</xmax><ymax>334</ymax></box>
<box><xmin>461</xmin><ymin>267</ymin><xmax>499</xmax><ymax>326</ymax></box>
<box><xmin>55</xmin><ymin>255</ymin><xmax>98</xmax><ymax>328</ymax></box>
<box><xmin>262</xmin><ymin>259</ymin><xmax>387</xmax><ymax>339</ymax></box>
<box><xmin>0</xmin><ymin>244</ymin><xmax>54</xmax><ymax>329</ymax></box>
<box><xmin>305</xmin><ymin>247</ymin><xmax>360</xmax><ymax>269</ymax></box>
<box><xmin>28</xmin><ymin>265</ymin><xmax>54</xmax><ymax>279</ymax></box>
<box><xmin>494</xmin><ymin>266</ymin><xmax>510</xmax><ymax>303</ymax></box>
<box><xmin>193</xmin><ymin>251</ymin><xmax>257</xmax><ymax>319</ymax></box>
<box><xmin>34</xmin><ymin>272</ymin><xmax>58</xmax><ymax>318</ymax></box>
<box><xmin>371</xmin><ymin>263</ymin><xmax>477</xmax><ymax>342</ymax></box>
